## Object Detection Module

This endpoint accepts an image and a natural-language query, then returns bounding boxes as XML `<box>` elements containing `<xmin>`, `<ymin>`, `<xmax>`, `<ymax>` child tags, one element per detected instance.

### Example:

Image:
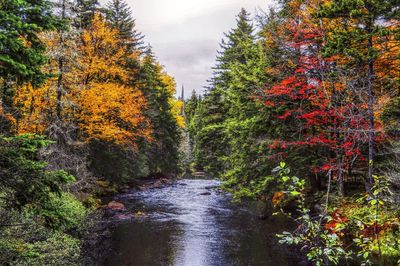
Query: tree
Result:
<box><xmin>75</xmin><ymin>13</ymin><xmax>151</xmax><ymax>145</ymax></box>
<box><xmin>73</xmin><ymin>0</ymin><xmax>99</xmax><ymax>29</ymax></box>
<box><xmin>318</xmin><ymin>0</ymin><xmax>400</xmax><ymax>190</ymax></box>
<box><xmin>138</xmin><ymin>48</ymin><xmax>181</xmax><ymax>175</ymax></box>
<box><xmin>0</xmin><ymin>0</ymin><xmax>58</xmax><ymax>84</ymax></box>
<box><xmin>105</xmin><ymin>0</ymin><xmax>145</xmax><ymax>51</ymax></box>
<box><xmin>0</xmin><ymin>0</ymin><xmax>59</xmax><ymax>133</ymax></box>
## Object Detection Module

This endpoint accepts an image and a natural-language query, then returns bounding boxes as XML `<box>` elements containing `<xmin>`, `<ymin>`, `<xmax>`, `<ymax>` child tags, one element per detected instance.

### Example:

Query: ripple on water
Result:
<box><xmin>104</xmin><ymin>179</ymin><xmax>299</xmax><ymax>266</ymax></box>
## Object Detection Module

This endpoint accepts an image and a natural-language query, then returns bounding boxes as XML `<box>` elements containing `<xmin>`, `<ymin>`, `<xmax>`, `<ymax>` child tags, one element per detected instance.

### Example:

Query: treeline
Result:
<box><xmin>185</xmin><ymin>0</ymin><xmax>399</xmax><ymax>264</ymax></box>
<box><xmin>0</xmin><ymin>0</ymin><xmax>182</xmax><ymax>264</ymax></box>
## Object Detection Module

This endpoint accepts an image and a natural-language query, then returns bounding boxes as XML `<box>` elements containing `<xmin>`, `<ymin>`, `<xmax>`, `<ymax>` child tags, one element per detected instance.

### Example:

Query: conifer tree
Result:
<box><xmin>74</xmin><ymin>0</ymin><xmax>99</xmax><ymax>28</ymax></box>
<box><xmin>105</xmin><ymin>0</ymin><xmax>144</xmax><ymax>51</ymax></box>
<box><xmin>139</xmin><ymin>48</ymin><xmax>181</xmax><ymax>175</ymax></box>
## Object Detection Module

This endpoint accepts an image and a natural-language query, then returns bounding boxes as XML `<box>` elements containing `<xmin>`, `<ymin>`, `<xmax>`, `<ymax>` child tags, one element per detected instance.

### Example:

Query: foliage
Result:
<box><xmin>0</xmin><ymin>0</ymin><xmax>59</xmax><ymax>84</ymax></box>
<box><xmin>138</xmin><ymin>48</ymin><xmax>182</xmax><ymax>175</ymax></box>
<box><xmin>275</xmin><ymin>162</ymin><xmax>400</xmax><ymax>265</ymax></box>
<box><xmin>105</xmin><ymin>0</ymin><xmax>144</xmax><ymax>51</ymax></box>
<box><xmin>0</xmin><ymin>134</ymin><xmax>75</xmax><ymax>211</ymax></box>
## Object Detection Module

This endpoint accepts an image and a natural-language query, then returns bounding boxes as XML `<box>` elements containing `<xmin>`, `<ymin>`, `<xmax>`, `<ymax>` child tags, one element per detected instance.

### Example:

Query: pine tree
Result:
<box><xmin>73</xmin><ymin>0</ymin><xmax>99</xmax><ymax>29</ymax></box>
<box><xmin>105</xmin><ymin>0</ymin><xmax>145</xmax><ymax>51</ymax></box>
<box><xmin>0</xmin><ymin>0</ymin><xmax>59</xmax><ymax>133</ymax></box>
<box><xmin>139</xmin><ymin>47</ymin><xmax>181</xmax><ymax>175</ymax></box>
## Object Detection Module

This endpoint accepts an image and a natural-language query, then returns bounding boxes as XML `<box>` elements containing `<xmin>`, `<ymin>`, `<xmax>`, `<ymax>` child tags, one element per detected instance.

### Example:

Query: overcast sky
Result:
<box><xmin>122</xmin><ymin>0</ymin><xmax>273</xmax><ymax>98</ymax></box>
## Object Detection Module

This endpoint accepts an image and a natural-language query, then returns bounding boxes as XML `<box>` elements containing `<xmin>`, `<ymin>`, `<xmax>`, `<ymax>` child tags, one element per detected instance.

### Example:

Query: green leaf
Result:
<box><xmin>290</xmin><ymin>191</ymin><xmax>301</xmax><ymax>196</ymax></box>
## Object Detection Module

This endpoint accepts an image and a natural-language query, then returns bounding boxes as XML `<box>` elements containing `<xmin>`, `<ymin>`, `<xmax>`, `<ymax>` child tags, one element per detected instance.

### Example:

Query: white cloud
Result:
<box><xmin>121</xmin><ymin>0</ymin><xmax>274</xmax><ymax>97</ymax></box>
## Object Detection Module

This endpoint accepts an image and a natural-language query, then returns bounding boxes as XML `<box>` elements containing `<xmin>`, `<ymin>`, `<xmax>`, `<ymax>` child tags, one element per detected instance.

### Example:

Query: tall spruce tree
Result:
<box><xmin>0</xmin><ymin>0</ymin><xmax>58</xmax><ymax>84</ymax></box>
<box><xmin>105</xmin><ymin>0</ymin><xmax>145</xmax><ymax>51</ymax></box>
<box><xmin>139</xmin><ymin>48</ymin><xmax>181</xmax><ymax>176</ymax></box>
<box><xmin>193</xmin><ymin>9</ymin><xmax>273</xmax><ymax>193</ymax></box>
<box><xmin>73</xmin><ymin>0</ymin><xmax>99</xmax><ymax>28</ymax></box>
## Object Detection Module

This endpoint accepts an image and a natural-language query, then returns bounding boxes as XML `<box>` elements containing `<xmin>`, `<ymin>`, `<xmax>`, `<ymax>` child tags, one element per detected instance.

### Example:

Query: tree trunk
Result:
<box><xmin>366</xmin><ymin>24</ymin><xmax>375</xmax><ymax>193</ymax></box>
<box><xmin>56</xmin><ymin>0</ymin><xmax>66</xmax><ymax>120</ymax></box>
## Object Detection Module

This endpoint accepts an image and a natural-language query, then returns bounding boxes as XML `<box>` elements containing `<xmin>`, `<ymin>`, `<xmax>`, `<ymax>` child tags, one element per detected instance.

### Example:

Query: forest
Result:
<box><xmin>0</xmin><ymin>0</ymin><xmax>399</xmax><ymax>265</ymax></box>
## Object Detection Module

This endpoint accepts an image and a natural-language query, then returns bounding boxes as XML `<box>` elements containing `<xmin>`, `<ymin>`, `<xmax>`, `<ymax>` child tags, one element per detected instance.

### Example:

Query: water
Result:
<box><xmin>104</xmin><ymin>179</ymin><xmax>299</xmax><ymax>266</ymax></box>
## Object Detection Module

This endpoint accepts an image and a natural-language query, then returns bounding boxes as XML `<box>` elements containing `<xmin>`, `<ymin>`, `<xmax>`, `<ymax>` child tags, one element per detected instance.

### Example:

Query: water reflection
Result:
<box><xmin>104</xmin><ymin>179</ymin><xmax>298</xmax><ymax>266</ymax></box>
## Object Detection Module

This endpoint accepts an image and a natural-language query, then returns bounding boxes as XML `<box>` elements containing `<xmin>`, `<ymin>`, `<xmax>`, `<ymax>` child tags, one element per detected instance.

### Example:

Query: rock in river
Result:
<box><xmin>107</xmin><ymin>201</ymin><xmax>126</xmax><ymax>211</ymax></box>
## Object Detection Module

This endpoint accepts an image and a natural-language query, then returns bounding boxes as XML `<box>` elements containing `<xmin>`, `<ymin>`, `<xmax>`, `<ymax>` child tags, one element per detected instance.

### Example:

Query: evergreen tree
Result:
<box><xmin>193</xmin><ymin>87</ymin><xmax>229</xmax><ymax>174</ymax></box>
<box><xmin>0</xmin><ymin>0</ymin><xmax>58</xmax><ymax>84</ymax></box>
<box><xmin>0</xmin><ymin>0</ymin><xmax>59</xmax><ymax>133</ymax></box>
<box><xmin>193</xmin><ymin>8</ymin><xmax>273</xmax><ymax>192</ymax></box>
<box><xmin>73</xmin><ymin>0</ymin><xmax>99</xmax><ymax>28</ymax></box>
<box><xmin>105</xmin><ymin>0</ymin><xmax>145</xmax><ymax>51</ymax></box>
<box><xmin>139</xmin><ymin>48</ymin><xmax>181</xmax><ymax>176</ymax></box>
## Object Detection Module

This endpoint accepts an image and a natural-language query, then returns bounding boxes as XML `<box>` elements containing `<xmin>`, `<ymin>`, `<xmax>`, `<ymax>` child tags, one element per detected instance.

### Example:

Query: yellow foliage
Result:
<box><xmin>14</xmin><ymin>83</ymin><xmax>55</xmax><ymax>134</ymax></box>
<box><xmin>78</xmin><ymin>13</ymin><xmax>128</xmax><ymax>83</ymax></box>
<box><xmin>77</xmin><ymin>83</ymin><xmax>151</xmax><ymax>145</ymax></box>
<box><xmin>74</xmin><ymin>13</ymin><xmax>151</xmax><ymax>145</ymax></box>
<box><xmin>170</xmin><ymin>99</ymin><xmax>185</xmax><ymax>128</ymax></box>
<box><xmin>14</xmin><ymin>12</ymin><xmax>151</xmax><ymax>147</ymax></box>
<box><xmin>160</xmin><ymin>71</ymin><xmax>185</xmax><ymax>128</ymax></box>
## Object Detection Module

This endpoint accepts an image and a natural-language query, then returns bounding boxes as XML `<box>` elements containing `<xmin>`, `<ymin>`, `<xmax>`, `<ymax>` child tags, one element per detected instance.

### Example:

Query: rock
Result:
<box><xmin>204</xmin><ymin>185</ymin><xmax>219</xmax><ymax>189</ymax></box>
<box><xmin>150</xmin><ymin>180</ymin><xmax>163</xmax><ymax>189</ymax></box>
<box><xmin>199</xmin><ymin>192</ymin><xmax>211</xmax><ymax>196</ymax></box>
<box><xmin>107</xmin><ymin>201</ymin><xmax>126</xmax><ymax>211</ymax></box>
<box><xmin>179</xmin><ymin>183</ymin><xmax>188</xmax><ymax>186</ymax></box>
<box><xmin>160</xmin><ymin>178</ymin><xmax>174</xmax><ymax>185</ymax></box>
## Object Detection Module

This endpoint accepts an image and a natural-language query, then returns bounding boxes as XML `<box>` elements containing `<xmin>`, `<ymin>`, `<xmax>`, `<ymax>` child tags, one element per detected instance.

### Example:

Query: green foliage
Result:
<box><xmin>35</xmin><ymin>192</ymin><xmax>87</xmax><ymax>230</ymax></box>
<box><xmin>0</xmin><ymin>0</ymin><xmax>59</xmax><ymax>84</ymax></box>
<box><xmin>276</xmin><ymin>163</ymin><xmax>400</xmax><ymax>265</ymax></box>
<box><xmin>190</xmin><ymin>9</ymin><xmax>274</xmax><ymax>190</ymax></box>
<box><xmin>139</xmin><ymin>48</ymin><xmax>181</xmax><ymax>176</ymax></box>
<box><xmin>275</xmin><ymin>163</ymin><xmax>353</xmax><ymax>265</ymax></box>
<box><xmin>89</xmin><ymin>140</ymin><xmax>149</xmax><ymax>185</ymax></box>
<box><xmin>105</xmin><ymin>0</ymin><xmax>144</xmax><ymax>51</ymax></box>
<box><xmin>0</xmin><ymin>215</ymin><xmax>82</xmax><ymax>265</ymax></box>
<box><xmin>0</xmin><ymin>134</ymin><xmax>89</xmax><ymax>265</ymax></box>
<box><xmin>73</xmin><ymin>0</ymin><xmax>99</xmax><ymax>28</ymax></box>
<box><xmin>0</xmin><ymin>134</ymin><xmax>75</xmax><ymax>211</ymax></box>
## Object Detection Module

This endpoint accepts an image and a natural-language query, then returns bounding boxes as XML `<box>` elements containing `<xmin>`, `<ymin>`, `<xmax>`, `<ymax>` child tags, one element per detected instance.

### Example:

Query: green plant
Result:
<box><xmin>275</xmin><ymin>162</ymin><xmax>353</xmax><ymax>265</ymax></box>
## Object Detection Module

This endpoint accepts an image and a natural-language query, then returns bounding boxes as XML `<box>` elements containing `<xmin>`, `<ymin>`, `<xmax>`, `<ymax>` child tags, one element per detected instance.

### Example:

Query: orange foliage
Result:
<box><xmin>14</xmin><ymin>13</ymin><xmax>151</xmax><ymax>147</ymax></box>
<box><xmin>75</xmin><ymin>13</ymin><xmax>151</xmax><ymax>145</ymax></box>
<box><xmin>272</xmin><ymin>191</ymin><xmax>285</xmax><ymax>206</ymax></box>
<box><xmin>14</xmin><ymin>83</ymin><xmax>54</xmax><ymax>133</ymax></box>
<box><xmin>77</xmin><ymin>83</ymin><xmax>151</xmax><ymax>145</ymax></box>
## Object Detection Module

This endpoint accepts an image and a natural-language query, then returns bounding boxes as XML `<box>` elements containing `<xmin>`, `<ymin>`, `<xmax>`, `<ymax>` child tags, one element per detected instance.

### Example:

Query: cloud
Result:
<box><xmin>123</xmin><ymin>0</ymin><xmax>273</xmax><ymax>97</ymax></box>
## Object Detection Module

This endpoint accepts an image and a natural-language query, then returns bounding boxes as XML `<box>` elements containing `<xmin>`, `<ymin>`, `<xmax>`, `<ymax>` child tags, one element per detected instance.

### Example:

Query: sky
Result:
<box><xmin>123</xmin><ymin>0</ymin><xmax>274</xmax><ymax>98</ymax></box>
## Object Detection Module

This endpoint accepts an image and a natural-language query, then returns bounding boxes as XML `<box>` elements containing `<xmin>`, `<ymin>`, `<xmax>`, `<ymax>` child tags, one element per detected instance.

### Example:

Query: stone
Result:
<box><xmin>107</xmin><ymin>201</ymin><xmax>126</xmax><ymax>211</ymax></box>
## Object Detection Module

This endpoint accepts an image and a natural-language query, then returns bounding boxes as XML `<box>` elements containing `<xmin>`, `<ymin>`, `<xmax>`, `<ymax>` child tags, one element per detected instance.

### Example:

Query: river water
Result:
<box><xmin>104</xmin><ymin>178</ymin><xmax>299</xmax><ymax>266</ymax></box>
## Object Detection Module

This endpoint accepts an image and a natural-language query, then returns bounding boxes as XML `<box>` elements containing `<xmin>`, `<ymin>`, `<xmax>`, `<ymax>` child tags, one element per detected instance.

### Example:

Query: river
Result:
<box><xmin>103</xmin><ymin>178</ymin><xmax>300</xmax><ymax>266</ymax></box>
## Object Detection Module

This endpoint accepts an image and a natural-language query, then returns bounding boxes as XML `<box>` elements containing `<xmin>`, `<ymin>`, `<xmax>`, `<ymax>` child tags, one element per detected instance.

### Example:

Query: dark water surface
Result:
<box><xmin>104</xmin><ymin>179</ymin><xmax>299</xmax><ymax>266</ymax></box>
